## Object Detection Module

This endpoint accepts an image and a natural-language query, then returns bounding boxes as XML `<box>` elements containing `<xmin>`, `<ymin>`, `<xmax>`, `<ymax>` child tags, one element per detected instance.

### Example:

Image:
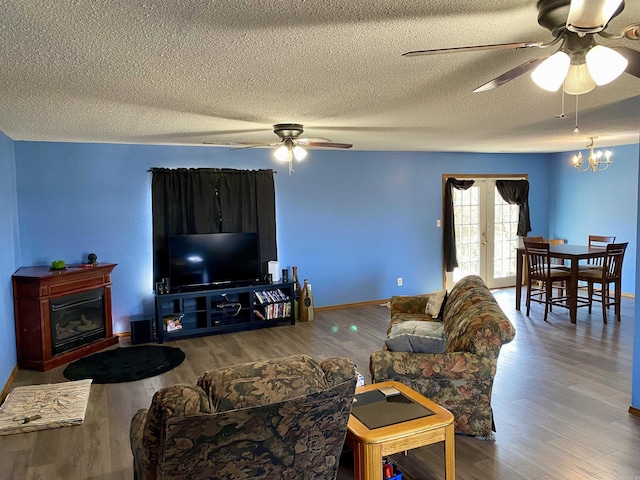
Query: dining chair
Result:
<box><xmin>578</xmin><ymin>235</ymin><xmax>616</xmax><ymax>299</ymax></box>
<box><xmin>523</xmin><ymin>238</ymin><xmax>572</xmax><ymax>322</ymax></box>
<box><xmin>544</xmin><ymin>238</ymin><xmax>569</xmax><ymax>267</ymax></box>
<box><xmin>577</xmin><ymin>242</ymin><xmax>627</xmax><ymax>324</ymax></box>
<box><xmin>522</xmin><ymin>236</ymin><xmax>545</xmax><ymax>285</ymax></box>
<box><xmin>544</xmin><ymin>238</ymin><xmax>569</xmax><ymax>295</ymax></box>
<box><xmin>581</xmin><ymin>235</ymin><xmax>616</xmax><ymax>269</ymax></box>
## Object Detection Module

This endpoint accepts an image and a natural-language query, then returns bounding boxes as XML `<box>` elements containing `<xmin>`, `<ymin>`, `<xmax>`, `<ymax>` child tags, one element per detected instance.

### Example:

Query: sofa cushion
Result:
<box><xmin>384</xmin><ymin>320</ymin><xmax>446</xmax><ymax>353</ymax></box>
<box><xmin>197</xmin><ymin>354</ymin><xmax>329</xmax><ymax>412</ymax></box>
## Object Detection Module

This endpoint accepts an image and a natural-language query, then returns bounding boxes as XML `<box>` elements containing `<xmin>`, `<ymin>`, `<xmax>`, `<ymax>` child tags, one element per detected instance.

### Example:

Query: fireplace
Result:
<box><xmin>12</xmin><ymin>263</ymin><xmax>119</xmax><ymax>371</ymax></box>
<box><xmin>50</xmin><ymin>289</ymin><xmax>106</xmax><ymax>355</ymax></box>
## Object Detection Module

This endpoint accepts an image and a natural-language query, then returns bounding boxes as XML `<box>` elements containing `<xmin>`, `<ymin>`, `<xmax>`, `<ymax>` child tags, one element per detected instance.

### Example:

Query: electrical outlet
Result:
<box><xmin>397</xmin><ymin>277</ymin><xmax>403</xmax><ymax>286</ymax></box>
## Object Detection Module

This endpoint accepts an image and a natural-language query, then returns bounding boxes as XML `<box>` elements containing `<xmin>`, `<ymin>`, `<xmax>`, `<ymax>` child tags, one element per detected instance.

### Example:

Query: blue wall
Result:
<box><xmin>14</xmin><ymin>142</ymin><xmax>551</xmax><ymax>335</ymax></box>
<box><xmin>548</xmin><ymin>143</ymin><xmax>639</xmax><ymax>293</ymax></box>
<box><xmin>635</xmin><ymin>156</ymin><xmax>640</xmax><ymax>409</ymax></box>
<box><xmin>0</xmin><ymin>132</ymin><xmax>19</xmax><ymax>388</ymax></box>
<box><xmin>9</xmin><ymin>139</ymin><xmax>640</xmax><ymax>410</ymax></box>
<box><xmin>548</xmin><ymin>141</ymin><xmax>640</xmax><ymax>411</ymax></box>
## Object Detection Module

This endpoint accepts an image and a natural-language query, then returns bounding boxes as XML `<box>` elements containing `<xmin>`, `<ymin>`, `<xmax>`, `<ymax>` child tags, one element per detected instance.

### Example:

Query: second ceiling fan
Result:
<box><xmin>404</xmin><ymin>0</ymin><xmax>640</xmax><ymax>94</ymax></box>
<box><xmin>228</xmin><ymin>123</ymin><xmax>353</xmax><ymax>174</ymax></box>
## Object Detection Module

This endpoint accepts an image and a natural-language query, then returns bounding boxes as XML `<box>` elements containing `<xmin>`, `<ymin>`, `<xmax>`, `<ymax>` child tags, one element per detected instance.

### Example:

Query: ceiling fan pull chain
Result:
<box><xmin>556</xmin><ymin>88</ymin><xmax>569</xmax><ymax>119</ymax></box>
<box><xmin>573</xmin><ymin>94</ymin><xmax>580</xmax><ymax>135</ymax></box>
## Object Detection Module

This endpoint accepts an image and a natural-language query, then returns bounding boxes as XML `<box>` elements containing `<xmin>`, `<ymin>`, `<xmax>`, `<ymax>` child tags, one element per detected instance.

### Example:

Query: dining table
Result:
<box><xmin>515</xmin><ymin>243</ymin><xmax>608</xmax><ymax>324</ymax></box>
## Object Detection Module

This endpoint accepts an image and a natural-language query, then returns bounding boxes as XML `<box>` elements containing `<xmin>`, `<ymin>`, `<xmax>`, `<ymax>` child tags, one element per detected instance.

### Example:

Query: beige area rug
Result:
<box><xmin>0</xmin><ymin>379</ymin><xmax>92</xmax><ymax>435</ymax></box>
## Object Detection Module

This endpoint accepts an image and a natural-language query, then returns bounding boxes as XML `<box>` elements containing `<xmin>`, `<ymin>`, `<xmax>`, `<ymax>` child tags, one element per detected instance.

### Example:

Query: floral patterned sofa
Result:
<box><xmin>130</xmin><ymin>354</ymin><xmax>357</xmax><ymax>480</ymax></box>
<box><xmin>369</xmin><ymin>274</ymin><xmax>515</xmax><ymax>437</ymax></box>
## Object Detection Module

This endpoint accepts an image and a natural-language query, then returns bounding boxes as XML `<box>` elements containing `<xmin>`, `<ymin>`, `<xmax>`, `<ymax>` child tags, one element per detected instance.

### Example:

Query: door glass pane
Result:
<box><xmin>492</xmin><ymin>193</ymin><xmax>519</xmax><ymax>279</ymax></box>
<box><xmin>452</xmin><ymin>186</ymin><xmax>481</xmax><ymax>282</ymax></box>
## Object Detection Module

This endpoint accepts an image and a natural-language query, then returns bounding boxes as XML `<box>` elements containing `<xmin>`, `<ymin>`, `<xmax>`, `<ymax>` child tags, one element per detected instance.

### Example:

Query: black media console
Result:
<box><xmin>154</xmin><ymin>281</ymin><xmax>295</xmax><ymax>343</ymax></box>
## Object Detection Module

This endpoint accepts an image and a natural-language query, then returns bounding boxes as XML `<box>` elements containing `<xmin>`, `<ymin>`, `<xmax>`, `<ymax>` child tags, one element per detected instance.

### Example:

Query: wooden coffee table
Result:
<box><xmin>345</xmin><ymin>381</ymin><xmax>455</xmax><ymax>480</ymax></box>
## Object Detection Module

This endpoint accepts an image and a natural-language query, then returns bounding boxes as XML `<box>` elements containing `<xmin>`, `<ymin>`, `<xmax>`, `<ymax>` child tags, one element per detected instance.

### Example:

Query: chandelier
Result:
<box><xmin>571</xmin><ymin>136</ymin><xmax>612</xmax><ymax>172</ymax></box>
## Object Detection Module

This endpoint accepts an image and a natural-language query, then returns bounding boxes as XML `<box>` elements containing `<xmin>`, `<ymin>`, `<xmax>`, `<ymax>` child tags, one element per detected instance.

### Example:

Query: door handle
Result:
<box><xmin>481</xmin><ymin>232</ymin><xmax>488</xmax><ymax>245</ymax></box>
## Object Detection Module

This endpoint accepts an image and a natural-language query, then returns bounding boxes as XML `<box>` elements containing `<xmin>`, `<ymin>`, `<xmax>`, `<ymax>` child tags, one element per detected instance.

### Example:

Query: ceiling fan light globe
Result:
<box><xmin>563</xmin><ymin>63</ymin><xmax>596</xmax><ymax>95</ymax></box>
<box><xmin>566</xmin><ymin>0</ymin><xmax>624</xmax><ymax>34</ymax></box>
<box><xmin>586</xmin><ymin>45</ymin><xmax>628</xmax><ymax>85</ymax></box>
<box><xmin>292</xmin><ymin>145</ymin><xmax>307</xmax><ymax>161</ymax></box>
<box><xmin>531</xmin><ymin>51</ymin><xmax>570</xmax><ymax>91</ymax></box>
<box><xmin>274</xmin><ymin>145</ymin><xmax>292</xmax><ymax>162</ymax></box>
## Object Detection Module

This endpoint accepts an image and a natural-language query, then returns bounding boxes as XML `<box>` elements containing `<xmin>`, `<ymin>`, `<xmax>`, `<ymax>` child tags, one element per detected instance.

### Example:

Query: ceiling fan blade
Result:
<box><xmin>611</xmin><ymin>46</ymin><xmax>640</xmax><ymax>77</ymax></box>
<box><xmin>302</xmin><ymin>141</ymin><xmax>353</xmax><ymax>149</ymax></box>
<box><xmin>473</xmin><ymin>56</ymin><xmax>550</xmax><ymax>92</ymax></box>
<box><xmin>621</xmin><ymin>22</ymin><xmax>640</xmax><ymax>40</ymax></box>
<box><xmin>402</xmin><ymin>41</ymin><xmax>545</xmax><ymax>57</ymax></box>
<box><xmin>566</xmin><ymin>0</ymin><xmax>624</xmax><ymax>34</ymax></box>
<box><xmin>202</xmin><ymin>142</ymin><xmax>240</xmax><ymax>147</ymax></box>
<box><xmin>298</xmin><ymin>137</ymin><xmax>333</xmax><ymax>143</ymax></box>
<box><xmin>227</xmin><ymin>142</ymin><xmax>279</xmax><ymax>150</ymax></box>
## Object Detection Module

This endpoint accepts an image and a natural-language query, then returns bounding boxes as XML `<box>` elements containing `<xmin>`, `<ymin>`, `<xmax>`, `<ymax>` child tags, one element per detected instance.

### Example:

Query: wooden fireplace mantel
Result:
<box><xmin>12</xmin><ymin>263</ymin><xmax>119</xmax><ymax>371</ymax></box>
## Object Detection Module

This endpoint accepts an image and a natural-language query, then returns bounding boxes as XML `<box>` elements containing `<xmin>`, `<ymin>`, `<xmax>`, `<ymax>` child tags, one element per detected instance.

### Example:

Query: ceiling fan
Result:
<box><xmin>403</xmin><ymin>0</ymin><xmax>640</xmax><ymax>94</ymax></box>
<box><xmin>224</xmin><ymin>123</ymin><xmax>353</xmax><ymax>174</ymax></box>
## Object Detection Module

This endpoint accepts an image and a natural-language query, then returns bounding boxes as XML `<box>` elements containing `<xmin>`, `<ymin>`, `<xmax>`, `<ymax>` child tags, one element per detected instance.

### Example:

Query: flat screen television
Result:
<box><xmin>168</xmin><ymin>233</ymin><xmax>262</xmax><ymax>291</ymax></box>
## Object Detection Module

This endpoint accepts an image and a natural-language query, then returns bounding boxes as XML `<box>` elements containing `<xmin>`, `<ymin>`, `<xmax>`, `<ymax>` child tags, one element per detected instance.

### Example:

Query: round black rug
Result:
<box><xmin>63</xmin><ymin>346</ymin><xmax>185</xmax><ymax>384</ymax></box>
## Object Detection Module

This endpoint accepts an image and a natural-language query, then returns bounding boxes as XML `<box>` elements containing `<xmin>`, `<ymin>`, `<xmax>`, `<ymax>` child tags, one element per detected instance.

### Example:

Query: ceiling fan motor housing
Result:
<box><xmin>563</xmin><ymin>33</ymin><xmax>596</xmax><ymax>60</ymax></box>
<box><xmin>273</xmin><ymin>123</ymin><xmax>304</xmax><ymax>139</ymax></box>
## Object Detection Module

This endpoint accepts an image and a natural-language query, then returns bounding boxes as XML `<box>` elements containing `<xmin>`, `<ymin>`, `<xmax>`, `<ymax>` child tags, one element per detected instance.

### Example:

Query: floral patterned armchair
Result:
<box><xmin>130</xmin><ymin>354</ymin><xmax>357</xmax><ymax>480</ymax></box>
<box><xmin>369</xmin><ymin>275</ymin><xmax>515</xmax><ymax>437</ymax></box>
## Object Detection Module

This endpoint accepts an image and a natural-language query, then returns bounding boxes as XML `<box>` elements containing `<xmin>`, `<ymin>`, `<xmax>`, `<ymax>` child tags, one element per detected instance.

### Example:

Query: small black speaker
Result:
<box><xmin>131</xmin><ymin>318</ymin><xmax>153</xmax><ymax>345</ymax></box>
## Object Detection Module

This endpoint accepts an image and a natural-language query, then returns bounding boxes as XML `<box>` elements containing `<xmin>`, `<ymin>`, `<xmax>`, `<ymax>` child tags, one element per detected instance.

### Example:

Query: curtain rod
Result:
<box><xmin>147</xmin><ymin>168</ymin><xmax>276</xmax><ymax>174</ymax></box>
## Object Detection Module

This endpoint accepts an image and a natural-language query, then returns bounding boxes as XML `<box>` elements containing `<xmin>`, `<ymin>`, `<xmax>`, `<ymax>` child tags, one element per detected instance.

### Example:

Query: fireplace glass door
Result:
<box><xmin>50</xmin><ymin>288</ymin><xmax>106</xmax><ymax>355</ymax></box>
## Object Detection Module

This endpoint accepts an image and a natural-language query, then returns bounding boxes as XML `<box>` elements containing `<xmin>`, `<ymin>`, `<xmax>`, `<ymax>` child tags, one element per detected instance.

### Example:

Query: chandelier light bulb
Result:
<box><xmin>571</xmin><ymin>152</ymin><xmax>582</xmax><ymax>167</ymax></box>
<box><xmin>531</xmin><ymin>51</ymin><xmax>571</xmax><ymax>92</ymax></box>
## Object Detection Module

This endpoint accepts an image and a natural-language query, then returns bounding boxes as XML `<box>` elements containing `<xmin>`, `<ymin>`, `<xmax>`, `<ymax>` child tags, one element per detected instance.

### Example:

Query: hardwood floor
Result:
<box><xmin>0</xmin><ymin>288</ymin><xmax>638</xmax><ymax>479</ymax></box>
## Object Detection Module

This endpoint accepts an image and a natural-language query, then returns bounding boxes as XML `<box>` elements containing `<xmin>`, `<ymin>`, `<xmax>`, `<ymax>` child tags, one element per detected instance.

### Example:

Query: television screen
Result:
<box><xmin>168</xmin><ymin>233</ymin><xmax>262</xmax><ymax>290</ymax></box>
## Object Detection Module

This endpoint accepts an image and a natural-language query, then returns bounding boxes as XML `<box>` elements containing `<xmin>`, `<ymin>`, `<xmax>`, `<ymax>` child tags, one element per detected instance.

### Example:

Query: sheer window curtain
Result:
<box><xmin>151</xmin><ymin>168</ymin><xmax>277</xmax><ymax>284</ymax></box>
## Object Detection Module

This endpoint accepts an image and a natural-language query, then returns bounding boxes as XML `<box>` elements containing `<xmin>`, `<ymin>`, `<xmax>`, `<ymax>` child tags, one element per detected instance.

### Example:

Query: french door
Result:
<box><xmin>445</xmin><ymin>177</ymin><xmax>522</xmax><ymax>289</ymax></box>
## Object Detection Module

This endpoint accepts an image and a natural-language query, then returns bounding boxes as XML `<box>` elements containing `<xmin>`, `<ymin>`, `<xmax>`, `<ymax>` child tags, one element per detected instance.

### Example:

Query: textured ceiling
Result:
<box><xmin>1</xmin><ymin>0</ymin><xmax>640</xmax><ymax>153</ymax></box>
